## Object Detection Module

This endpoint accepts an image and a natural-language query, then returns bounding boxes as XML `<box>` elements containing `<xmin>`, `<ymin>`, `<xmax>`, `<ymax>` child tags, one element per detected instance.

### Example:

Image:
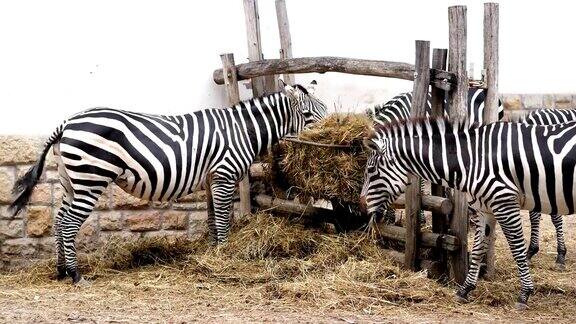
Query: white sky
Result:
<box><xmin>0</xmin><ymin>1</ymin><xmax>574</xmax><ymax>135</ymax></box>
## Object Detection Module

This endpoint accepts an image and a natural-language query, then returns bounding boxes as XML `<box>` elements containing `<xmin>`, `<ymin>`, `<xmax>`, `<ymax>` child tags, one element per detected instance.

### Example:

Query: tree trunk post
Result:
<box><xmin>447</xmin><ymin>5</ymin><xmax>469</xmax><ymax>285</ymax></box>
<box><xmin>404</xmin><ymin>40</ymin><xmax>430</xmax><ymax>270</ymax></box>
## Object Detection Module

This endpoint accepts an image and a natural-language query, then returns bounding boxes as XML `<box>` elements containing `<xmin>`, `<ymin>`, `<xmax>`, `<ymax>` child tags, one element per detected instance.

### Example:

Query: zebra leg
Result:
<box><xmin>550</xmin><ymin>214</ymin><xmax>567</xmax><ymax>270</ymax></box>
<box><xmin>54</xmin><ymin>200</ymin><xmax>70</xmax><ymax>280</ymax></box>
<box><xmin>211</xmin><ymin>177</ymin><xmax>236</xmax><ymax>244</ymax></box>
<box><xmin>527</xmin><ymin>211</ymin><xmax>542</xmax><ymax>262</ymax></box>
<box><xmin>55</xmin><ymin>156</ymin><xmax>74</xmax><ymax>280</ymax></box>
<box><xmin>62</xmin><ymin>188</ymin><xmax>106</xmax><ymax>285</ymax></box>
<box><xmin>494</xmin><ymin>207</ymin><xmax>534</xmax><ymax>309</ymax></box>
<box><xmin>204</xmin><ymin>176</ymin><xmax>218</xmax><ymax>244</ymax></box>
<box><xmin>456</xmin><ymin>211</ymin><xmax>487</xmax><ymax>302</ymax></box>
<box><xmin>418</xmin><ymin>178</ymin><xmax>425</xmax><ymax>225</ymax></box>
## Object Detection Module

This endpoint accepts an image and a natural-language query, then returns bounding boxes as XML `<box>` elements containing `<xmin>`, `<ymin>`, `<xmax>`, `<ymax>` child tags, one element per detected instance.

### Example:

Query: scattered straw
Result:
<box><xmin>1</xmin><ymin>212</ymin><xmax>576</xmax><ymax>321</ymax></box>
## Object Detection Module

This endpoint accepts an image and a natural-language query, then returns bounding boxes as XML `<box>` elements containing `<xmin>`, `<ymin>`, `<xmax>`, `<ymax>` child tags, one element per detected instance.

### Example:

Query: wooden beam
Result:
<box><xmin>482</xmin><ymin>2</ymin><xmax>499</xmax><ymax>280</ymax></box>
<box><xmin>448</xmin><ymin>5</ymin><xmax>469</xmax><ymax>285</ymax></box>
<box><xmin>254</xmin><ymin>194</ymin><xmax>334</xmax><ymax>220</ymax></box>
<box><xmin>275</xmin><ymin>0</ymin><xmax>295</xmax><ymax>85</ymax></box>
<box><xmin>214</xmin><ymin>56</ymin><xmax>416</xmax><ymax>84</ymax></box>
<box><xmin>404</xmin><ymin>40</ymin><xmax>431</xmax><ymax>271</ymax></box>
<box><xmin>221</xmin><ymin>54</ymin><xmax>251</xmax><ymax>218</ymax></box>
<box><xmin>253</xmin><ymin>194</ymin><xmax>459</xmax><ymax>252</ymax></box>
<box><xmin>392</xmin><ymin>194</ymin><xmax>453</xmax><ymax>216</ymax></box>
<box><xmin>243</xmin><ymin>0</ymin><xmax>266</xmax><ymax>95</ymax></box>
<box><xmin>431</xmin><ymin>48</ymin><xmax>449</xmax><ymax>278</ymax></box>
<box><xmin>377</xmin><ymin>224</ymin><xmax>460</xmax><ymax>252</ymax></box>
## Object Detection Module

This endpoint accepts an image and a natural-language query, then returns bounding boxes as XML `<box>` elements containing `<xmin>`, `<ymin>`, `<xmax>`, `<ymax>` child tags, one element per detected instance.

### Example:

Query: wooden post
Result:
<box><xmin>448</xmin><ymin>5</ymin><xmax>469</xmax><ymax>285</ymax></box>
<box><xmin>275</xmin><ymin>0</ymin><xmax>295</xmax><ymax>85</ymax></box>
<box><xmin>243</xmin><ymin>0</ymin><xmax>266</xmax><ymax>95</ymax></box>
<box><xmin>221</xmin><ymin>53</ymin><xmax>251</xmax><ymax>218</ymax></box>
<box><xmin>404</xmin><ymin>40</ymin><xmax>430</xmax><ymax>270</ymax></box>
<box><xmin>482</xmin><ymin>2</ymin><xmax>499</xmax><ymax>279</ymax></box>
<box><xmin>431</xmin><ymin>48</ymin><xmax>449</xmax><ymax>277</ymax></box>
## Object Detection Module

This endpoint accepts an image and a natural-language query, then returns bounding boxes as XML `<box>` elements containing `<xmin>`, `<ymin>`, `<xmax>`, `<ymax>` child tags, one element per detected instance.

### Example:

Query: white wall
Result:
<box><xmin>0</xmin><ymin>0</ymin><xmax>574</xmax><ymax>135</ymax></box>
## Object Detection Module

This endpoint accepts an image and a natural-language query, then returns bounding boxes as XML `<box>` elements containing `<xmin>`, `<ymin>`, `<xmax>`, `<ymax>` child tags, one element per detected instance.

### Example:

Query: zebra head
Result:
<box><xmin>359</xmin><ymin>131</ymin><xmax>409</xmax><ymax>218</ymax></box>
<box><xmin>280</xmin><ymin>80</ymin><xmax>327</xmax><ymax>133</ymax></box>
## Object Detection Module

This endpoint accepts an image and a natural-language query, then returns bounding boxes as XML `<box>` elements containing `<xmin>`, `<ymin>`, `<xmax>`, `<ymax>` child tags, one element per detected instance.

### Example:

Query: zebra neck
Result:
<box><xmin>234</xmin><ymin>92</ymin><xmax>293</xmax><ymax>157</ymax></box>
<box><xmin>390</xmin><ymin>122</ymin><xmax>472</xmax><ymax>192</ymax></box>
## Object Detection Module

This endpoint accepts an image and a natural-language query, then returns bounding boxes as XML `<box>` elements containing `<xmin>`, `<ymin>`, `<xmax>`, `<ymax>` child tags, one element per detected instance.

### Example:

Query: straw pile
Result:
<box><xmin>278</xmin><ymin>113</ymin><xmax>371</xmax><ymax>204</ymax></box>
<box><xmin>2</xmin><ymin>212</ymin><xmax>576</xmax><ymax>320</ymax></box>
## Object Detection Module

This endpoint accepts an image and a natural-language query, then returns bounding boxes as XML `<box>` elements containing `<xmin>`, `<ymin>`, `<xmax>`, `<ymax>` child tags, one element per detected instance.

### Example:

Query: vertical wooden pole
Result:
<box><xmin>275</xmin><ymin>0</ymin><xmax>295</xmax><ymax>85</ymax></box>
<box><xmin>243</xmin><ymin>0</ymin><xmax>266</xmax><ymax>95</ymax></box>
<box><xmin>431</xmin><ymin>48</ymin><xmax>449</xmax><ymax>277</ymax></box>
<box><xmin>221</xmin><ymin>53</ymin><xmax>250</xmax><ymax>218</ymax></box>
<box><xmin>448</xmin><ymin>5</ymin><xmax>469</xmax><ymax>285</ymax></box>
<box><xmin>404</xmin><ymin>40</ymin><xmax>430</xmax><ymax>271</ymax></box>
<box><xmin>482</xmin><ymin>2</ymin><xmax>499</xmax><ymax>279</ymax></box>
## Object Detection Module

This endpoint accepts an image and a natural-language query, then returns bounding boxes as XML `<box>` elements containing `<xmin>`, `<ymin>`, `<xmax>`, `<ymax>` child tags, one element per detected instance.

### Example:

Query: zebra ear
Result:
<box><xmin>281</xmin><ymin>82</ymin><xmax>298</xmax><ymax>100</ymax></box>
<box><xmin>307</xmin><ymin>80</ymin><xmax>317</xmax><ymax>95</ymax></box>
<box><xmin>278</xmin><ymin>78</ymin><xmax>287</xmax><ymax>90</ymax></box>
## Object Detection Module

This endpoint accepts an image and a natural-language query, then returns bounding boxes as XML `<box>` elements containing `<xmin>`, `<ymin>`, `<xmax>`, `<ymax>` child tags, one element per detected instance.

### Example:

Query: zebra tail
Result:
<box><xmin>9</xmin><ymin>122</ymin><xmax>66</xmax><ymax>216</ymax></box>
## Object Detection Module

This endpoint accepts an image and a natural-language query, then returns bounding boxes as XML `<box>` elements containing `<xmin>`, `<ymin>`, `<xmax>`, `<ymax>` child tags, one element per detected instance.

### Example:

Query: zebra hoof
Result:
<box><xmin>554</xmin><ymin>263</ymin><xmax>566</xmax><ymax>272</ymax></box>
<box><xmin>74</xmin><ymin>277</ymin><xmax>91</xmax><ymax>288</ymax></box>
<box><xmin>454</xmin><ymin>293</ymin><xmax>469</xmax><ymax>304</ymax></box>
<box><xmin>56</xmin><ymin>267</ymin><xmax>67</xmax><ymax>281</ymax></box>
<box><xmin>514</xmin><ymin>302</ymin><xmax>528</xmax><ymax>311</ymax></box>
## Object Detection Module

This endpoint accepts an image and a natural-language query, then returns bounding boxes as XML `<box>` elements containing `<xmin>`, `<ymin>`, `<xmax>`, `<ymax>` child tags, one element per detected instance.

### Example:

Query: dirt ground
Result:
<box><xmin>2</xmin><ymin>212</ymin><xmax>576</xmax><ymax>323</ymax></box>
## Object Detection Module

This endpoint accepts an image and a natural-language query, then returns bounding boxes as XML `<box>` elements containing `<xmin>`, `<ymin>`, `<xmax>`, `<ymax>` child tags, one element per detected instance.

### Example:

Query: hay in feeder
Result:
<box><xmin>280</xmin><ymin>113</ymin><xmax>371</xmax><ymax>204</ymax></box>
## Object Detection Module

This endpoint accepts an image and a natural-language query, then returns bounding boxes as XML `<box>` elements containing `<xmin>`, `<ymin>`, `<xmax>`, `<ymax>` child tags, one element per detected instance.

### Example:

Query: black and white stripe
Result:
<box><xmin>366</xmin><ymin>88</ymin><xmax>504</xmax><ymax>127</ymax></box>
<box><xmin>365</xmin><ymin>88</ymin><xmax>503</xmax><ymax>224</ymax></box>
<box><xmin>521</xmin><ymin>108</ymin><xmax>576</xmax><ymax>267</ymax></box>
<box><xmin>10</xmin><ymin>81</ymin><xmax>327</xmax><ymax>284</ymax></box>
<box><xmin>359</xmin><ymin>117</ymin><xmax>576</xmax><ymax>308</ymax></box>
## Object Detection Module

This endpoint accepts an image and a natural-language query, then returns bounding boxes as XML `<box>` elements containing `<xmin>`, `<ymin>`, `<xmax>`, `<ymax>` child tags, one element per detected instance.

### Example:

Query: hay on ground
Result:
<box><xmin>3</xmin><ymin>212</ymin><xmax>576</xmax><ymax>319</ymax></box>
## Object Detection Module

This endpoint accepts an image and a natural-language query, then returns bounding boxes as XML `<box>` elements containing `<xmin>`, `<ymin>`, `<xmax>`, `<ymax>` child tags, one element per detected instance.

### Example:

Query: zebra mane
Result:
<box><xmin>369</xmin><ymin>116</ymin><xmax>470</xmax><ymax>139</ymax></box>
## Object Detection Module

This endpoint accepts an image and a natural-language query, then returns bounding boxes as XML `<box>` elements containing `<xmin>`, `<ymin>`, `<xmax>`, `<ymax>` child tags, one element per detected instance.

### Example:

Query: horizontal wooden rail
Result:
<box><xmin>377</xmin><ymin>224</ymin><xmax>460</xmax><ymax>252</ymax></box>
<box><xmin>254</xmin><ymin>193</ymin><xmax>459</xmax><ymax>252</ymax></box>
<box><xmin>214</xmin><ymin>56</ymin><xmax>458</xmax><ymax>90</ymax></box>
<box><xmin>214</xmin><ymin>56</ymin><xmax>415</xmax><ymax>84</ymax></box>
<box><xmin>392</xmin><ymin>194</ymin><xmax>453</xmax><ymax>216</ymax></box>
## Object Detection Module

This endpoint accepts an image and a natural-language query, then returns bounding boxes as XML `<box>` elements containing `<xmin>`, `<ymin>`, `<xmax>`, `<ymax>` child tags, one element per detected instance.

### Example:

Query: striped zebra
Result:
<box><xmin>520</xmin><ymin>109</ymin><xmax>576</xmax><ymax>268</ymax></box>
<box><xmin>359</xmin><ymin>117</ymin><xmax>576</xmax><ymax>309</ymax></box>
<box><xmin>9</xmin><ymin>81</ymin><xmax>327</xmax><ymax>285</ymax></box>
<box><xmin>366</xmin><ymin>88</ymin><xmax>504</xmax><ymax>127</ymax></box>
<box><xmin>365</xmin><ymin>88</ymin><xmax>503</xmax><ymax>224</ymax></box>
<box><xmin>369</xmin><ymin>93</ymin><xmax>572</xmax><ymax>268</ymax></box>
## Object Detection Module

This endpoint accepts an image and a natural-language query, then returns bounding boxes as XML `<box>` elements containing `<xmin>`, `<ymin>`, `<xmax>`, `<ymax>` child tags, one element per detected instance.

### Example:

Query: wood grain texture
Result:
<box><xmin>213</xmin><ymin>56</ymin><xmax>416</xmax><ymax>84</ymax></box>
<box><xmin>448</xmin><ymin>5</ymin><xmax>469</xmax><ymax>285</ymax></box>
<box><xmin>430</xmin><ymin>48</ymin><xmax>450</xmax><ymax>277</ymax></box>
<box><xmin>377</xmin><ymin>224</ymin><xmax>460</xmax><ymax>252</ymax></box>
<box><xmin>221</xmin><ymin>54</ymin><xmax>251</xmax><ymax>218</ymax></box>
<box><xmin>404</xmin><ymin>40</ymin><xmax>431</xmax><ymax>271</ymax></box>
<box><xmin>275</xmin><ymin>0</ymin><xmax>295</xmax><ymax>85</ymax></box>
<box><xmin>482</xmin><ymin>2</ymin><xmax>499</xmax><ymax>280</ymax></box>
<box><xmin>243</xmin><ymin>0</ymin><xmax>266</xmax><ymax>95</ymax></box>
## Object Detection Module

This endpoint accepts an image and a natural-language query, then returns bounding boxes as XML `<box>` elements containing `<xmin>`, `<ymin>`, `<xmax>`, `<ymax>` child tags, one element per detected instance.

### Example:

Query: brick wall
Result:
<box><xmin>0</xmin><ymin>136</ymin><xmax>219</xmax><ymax>270</ymax></box>
<box><xmin>501</xmin><ymin>93</ymin><xmax>576</xmax><ymax>119</ymax></box>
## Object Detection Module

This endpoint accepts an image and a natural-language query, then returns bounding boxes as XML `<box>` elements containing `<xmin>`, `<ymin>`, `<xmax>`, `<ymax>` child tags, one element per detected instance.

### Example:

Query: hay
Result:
<box><xmin>2</xmin><ymin>212</ymin><xmax>576</xmax><ymax>321</ymax></box>
<box><xmin>279</xmin><ymin>113</ymin><xmax>371</xmax><ymax>204</ymax></box>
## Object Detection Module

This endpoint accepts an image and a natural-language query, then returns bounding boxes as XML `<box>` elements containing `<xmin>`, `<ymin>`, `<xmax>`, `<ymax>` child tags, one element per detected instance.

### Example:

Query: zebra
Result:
<box><xmin>9</xmin><ymin>80</ymin><xmax>327</xmax><ymax>285</ymax></box>
<box><xmin>364</xmin><ymin>88</ymin><xmax>503</xmax><ymax>224</ymax></box>
<box><xmin>518</xmin><ymin>108</ymin><xmax>576</xmax><ymax>268</ymax></box>
<box><xmin>366</xmin><ymin>88</ymin><xmax>504</xmax><ymax>127</ymax></box>
<box><xmin>359</xmin><ymin>116</ymin><xmax>576</xmax><ymax>309</ymax></box>
<box><xmin>369</xmin><ymin>93</ymin><xmax>573</xmax><ymax>268</ymax></box>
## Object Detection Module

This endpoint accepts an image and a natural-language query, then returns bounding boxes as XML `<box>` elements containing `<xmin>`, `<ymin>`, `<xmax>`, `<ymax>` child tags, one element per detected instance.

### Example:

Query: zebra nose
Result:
<box><xmin>359</xmin><ymin>196</ymin><xmax>368</xmax><ymax>215</ymax></box>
